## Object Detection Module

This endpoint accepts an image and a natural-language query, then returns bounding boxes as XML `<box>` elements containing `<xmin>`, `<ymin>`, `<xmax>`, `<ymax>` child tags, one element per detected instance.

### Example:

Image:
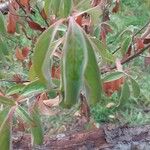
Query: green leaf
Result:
<box><xmin>0</xmin><ymin>107</ymin><xmax>10</xmax><ymax>126</ymax></box>
<box><xmin>84</xmin><ymin>36</ymin><xmax>102</xmax><ymax>105</ymax></box>
<box><xmin>33</xmin><ymin>21</ymin><xmax>62</xmax><ymax>87</ymax></box>
<box><xmin>0</xmin><ymin>12</ymin><xmax>6</xmax><ymax>33</ymax></box>
<box><xmin>90</xmin><ymin>37</ymin><xmax>115</xmax><ymax>62</ymax></box>
<box><xmin>62</xmin><ymin>0</ymin><xmax>72</xmax><ymax>17</ymax></box>
<box><xmin>121</xmin><ymin>36</ymin><xmax>132</xmax><ymax>56</ymax></box>
<box><xmin>21</xmin><ymin>80</ymin><xmax>47</xmax><ymax>96</ymax></box>
<box><xmin>51</xmin><ymin>0</ymin><xmax>61</xmax><ymax>16</ymax></box>
<box><xmin>30</xmin><ymin>106</ymin><xmax>43</xmax><ymax>145</ymax></box>
<box><xmin>61</xmin><ymin>17</ymin><xmax>87</xmax><ymax>108</ymax></box>
<box><xmin>0</xmin><ymin>107</ymin><xmax>15</xmax><ymax>150</ymax></box>
<box><xmin>44</xmin><ymin>0</ymin><xmax>52</xmax><ymax>16</ymax></box>
<box><xmin>16</xmin><ymin>106</ymin><xmax>35</xmax><ymax>126</ymax></box>
<box><xmin>28</xmin><ymin>65</ymin><xmax>37</xmax><ymax>81</ymax></box>
<box><xmin>0</xmin><ymin>37</ymin><xmax>8</xmax><ymax>55</ymax></box>
<box><xmin>103</xmin><ymin>71</ymin><xmax>124</xmax><ymax>82</ymax></box>
<box><xmin>6</xmin><ymin>84</ymin><xmax>25</xmax><ymax>96</ymax></box>
<box><xmin>130</xmin><ymin>78</ymin><xmax>140</xmax><ymax>98</ymax></box>
<box><xmin>118</xmin><ymin>81</ymin><xmax>130</xmax><ymax>107</ymax></box>
<box><xmin>0</xmin><ymin>96</ymin><xmax>16</xmax><ymax>106</ymax></box>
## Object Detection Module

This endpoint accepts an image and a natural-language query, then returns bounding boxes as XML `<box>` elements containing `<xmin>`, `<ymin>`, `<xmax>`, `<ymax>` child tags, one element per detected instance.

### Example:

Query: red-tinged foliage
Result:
<box><xmin>12</xmin><ymin>74</ymin><xmax>22</xmax><ymax>83</ymax></box>
<box><xmin>27</xmin><ymin>20</ymin><xmax>46</xmax><ymax>32</ymax></box>
<box><xmin>75</xmin><ymin>15</ymin><xmax>82</xmax><ymax>26</ymax></box>
<box><xmin>22</xmin><ymin>47</ymin><xmax>30</xmax><ymax>58</ymax></box>
<box><xmin>51</xmin><ymin>66</ymin><xmax>61</xmax><ymax>79</ymax></box>
<box><xmin>91</xmin><ymin>0</ymin><xmax>101</xmax><ymax>7</ymax></box>
<box><xmin>16</xmin><ymin>48</ymin><xmax>25</xmax><ymax>61</ymax></box>
<box><xmin>112</xmin><ymin>0</ymin><xmax>120</xmax><ymax>13</ymax></box>
<box><xmin>135</xmin><ymin>38</ymin><xmax>144</xmax><ymax>51</ymax></box>
<box><xmin>7</xmin><ymin>1</ymin><xmax>19</xmax><ymax>34</ymax></box>
<box><xmin>40</xmin><ymin>9</ymin><xmax>48</xmax><ymax>20</ymax></box>
<box><xmin>15</xmin><ymin>47</ymin><xmax>30</xmax><ymax>61</ymax></box>
<box><xmin>19</xmin><ymin>0</ymin><xmax>29</xmax><ymax>7</ymax></box>
<box><xmin>7</xmin><ymin>12</ymin><xmax>18</xmax><ymax>33</ymax></box>
<box><xmin>103</xmin><ymin>77</ymin><xmax>125</xmax><ymax>96</ymax></box>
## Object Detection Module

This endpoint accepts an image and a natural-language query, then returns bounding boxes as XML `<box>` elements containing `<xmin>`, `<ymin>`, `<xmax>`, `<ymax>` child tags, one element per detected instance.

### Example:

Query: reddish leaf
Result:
<box><xmin>103</xmin><ymin>77</ymin><xmax>124</xmax><ymax>96</ymax></box>
<box><xmin>143</xmin><ymin>37</ymin><xmax>150</xmax><ymax>44</ymax></box>
<box><xmin>7</xmin><ymin>0</ymin><xmax>19</xmax><ymax>34</ymax></box>
<box><xmin>112</xmin><ymin>0</ymin><xmax>120</xmax><ymax>13</ymax></box>
<box><xmin>91</xmin><ymin>0</ymin><xmax>101</xmax><ymax>7</ymax></box>
<box><xmin>51</xmin><ymin>66</ymin><xmax>61</xmax><ymax>79</ymax></box>
<box><xmin>135</xmin><ymin>38</ymin><xmax>144</xmax><ymax>51</ymax></box>
<box><xmin>40</xmin><ymin>9</ymin><xmax>48</xmax><ymax>20</ymax></box>
<box><xmin>75</xmin><ymin>15</ymin><xmax>82</xmax><ymax>26</ymax></box>
<box><xmin>12</xmin><ymin>74</ymin><xmax>22</xmax><ymax>83</ymax></box>
<box><xmin>15</xmin><ymin>48</ymin><xmax>25</xmax><ymax>61</ymax></box>
<box><xmin>100</xmin><ymin>28</ymin><xmax>106</xmax><ymax>44</ymax></box>
<box><xmin>27</xmin><ymin>20</ymin><xmax>46</xmax><ymax>32</ymax></box>
<box><xmin>19</xmin><ymin>0</ymin><xmax>29</xmax><ymax>7</ymax></box>
<box><xmin>22</xmin><ymin>47</ymin><xmax>30</xmax><ymax>58</ymax></box>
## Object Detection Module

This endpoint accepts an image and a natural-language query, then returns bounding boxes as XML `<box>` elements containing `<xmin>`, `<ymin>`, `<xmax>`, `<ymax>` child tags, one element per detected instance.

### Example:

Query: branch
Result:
<box><xmin>0</xmin><ymin>79</ymin><xmax>30</xmax><ymax>83</ymax></box>
<box><xmin>101</xmin><ymin>43</ymin><xmax>150</xmax><ymax>74</ymax></box>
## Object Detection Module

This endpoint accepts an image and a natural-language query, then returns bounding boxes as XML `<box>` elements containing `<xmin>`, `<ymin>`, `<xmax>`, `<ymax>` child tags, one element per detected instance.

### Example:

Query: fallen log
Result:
<box><xmin>13</xmin><ymin>124</ymin><xmax>150</xmax><ymax>150</ymax></box>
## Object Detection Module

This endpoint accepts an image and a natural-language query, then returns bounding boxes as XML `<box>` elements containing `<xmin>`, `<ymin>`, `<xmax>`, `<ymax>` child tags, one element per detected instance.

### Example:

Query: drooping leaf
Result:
<box><xmin>16</xmin><ymin>106</ymin><xmax>35</xmax><ymax>126</ymax></box>
<box><xmin>61</xmin><ymin>17</ymin><xmax>87</xmax><ymax>108</ymax></box>
<box><xmin>30</xmin><ymin>106</ymin><xmax>43</xmax><ymax>146</ymax></box>
<box><xmin>130</xmin><ymin>77</ymin><xmax>140</xmax><ymax>98</ymax></box>
<box><xmin>103</xmin><ymin>71</ymin><xmax>124</xmax><ymax>82</ymax></box>
<box><xmin>21</xmin><ymin>80</ymin><xmax>47</xmax><ymax>96</ymax></box>
<box><xmin>62</xmin><ymin>0</ymin><xmax>72</xmax><ymax>17</ymax></box>
<box><xmin>27</xmin><ymin>20</ymin><xmax>46</xmax><ymax>32</ymax></box>
<box><xmin>0</xmin><ymin>107</ymin><xmax>16</xmax><ymax>150</ymax></box>
<box><xmin>90</xmin><ymin>37</ymin><xmax>115</xmax><ymax>62</ymax></box>
<box><xmin>118</xmin><ymin>81</ymin><xmax>130</xmax><ymax>107</ymax></box>
<box><xmin>0</xmin><ymin>96</ymin><xmax>16</xmax><ymax>106</ymax></box>
<box><xmin>121</xmin><ymin>36</ymin><xmax>132</xmax><ymax>56</ymax></box>
<box><xmin>51</xmin><ymin>0</ymin><xmax>61</xmax><ymax>16</ymax></box>
<box><xmin>33</xmin><ymin>21</ymin><xmax>62</xmax><ymax>87</ymax></box>
<box><xmin>84</xmin><ymin>36</ymin><xmax>102</xmax><ymax>105</ymax></box>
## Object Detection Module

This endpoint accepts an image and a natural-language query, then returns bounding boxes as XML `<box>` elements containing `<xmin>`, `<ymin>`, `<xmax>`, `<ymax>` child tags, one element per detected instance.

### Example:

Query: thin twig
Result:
<box><xmin>101</xmin><ymin>43</ymin><xmax>150</xmax><ymax>74</ymax></box>
<box><xmin>0</xmin><ymin>79</ymin><xmax>30</xmax><ymax>83</ymax></box>
<box><xmin>133</xmin><ymin>20</ymin><xmax>150</xmax><ymax>37</ymax></box>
